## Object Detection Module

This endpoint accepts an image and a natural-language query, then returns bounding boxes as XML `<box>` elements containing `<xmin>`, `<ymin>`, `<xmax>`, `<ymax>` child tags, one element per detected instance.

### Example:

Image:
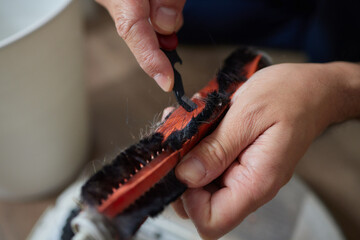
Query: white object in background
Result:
<box><xmin>27</xmin><ymin>176</ymin><xmax>345</xmax><ymax>240</ymax></box>
<box><xmin>27</xmin><ymin>180</ymin><xmax>84</xmax><ymax>240</ymax></box>
<box><xmin>0</xmin><ymin>0</ymin><xmax>89</xmax><ymax>199</ymax></box>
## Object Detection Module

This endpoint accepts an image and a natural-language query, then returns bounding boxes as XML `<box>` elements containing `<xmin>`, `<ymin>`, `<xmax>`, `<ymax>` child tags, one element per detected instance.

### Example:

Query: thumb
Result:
<box><xmin>97</xmin><ymin>0</ymin><xmax>175</xmax><ymax>91</ymax></box>
<box><xmin>150</xmin><ymin>0</ymin><xmax>186</xmax><ymax>34</ymax></box>
<box><xmin>175</xmin><ymin>104</ymin><xmax>270</xmax><ymax>188</ymax></box>
<box><xmin>176</xmin><ymin>131</ymin><xmax>235</xmax><ymax>187</ymax></box>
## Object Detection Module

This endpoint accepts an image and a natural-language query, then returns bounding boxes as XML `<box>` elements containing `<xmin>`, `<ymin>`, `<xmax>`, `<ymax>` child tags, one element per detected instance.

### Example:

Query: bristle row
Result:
<box><xmin>112</xmin><ymin>169</ymin><xmax>187</xmax><ymax>239</ymax></box>
<box><xmin>81</xmin><ymin>133</ymin><xmax>164</xmax><ymax>205</ymax></box>
<box><xmin>165</xmin><ymin>91</ymin><xmax>229</xmax><ymax>150</ymax></box>
<box><xmin>217</xmin><ymin>47</ymin><xmax>270</xmax><ymax>94</ymax></box>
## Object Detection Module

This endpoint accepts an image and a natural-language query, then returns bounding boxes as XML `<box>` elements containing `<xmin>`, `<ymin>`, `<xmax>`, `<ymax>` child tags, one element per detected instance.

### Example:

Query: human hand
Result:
<box><xmin>166</xmin><ymin>62</ymin><xmax>360</xmax><ymax>239</ymax></box>
<box><xmin>95</xmin><ymin>0</ymin><xmax>186</xmax><ymax>91</ymax></box>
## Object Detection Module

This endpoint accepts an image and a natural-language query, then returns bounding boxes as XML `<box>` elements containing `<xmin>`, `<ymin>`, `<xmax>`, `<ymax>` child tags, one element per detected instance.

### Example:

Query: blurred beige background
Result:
<box><xmin>0</xmin><ymin>3</ymin><xmax>359</xmax><ymax>240</ymax></box>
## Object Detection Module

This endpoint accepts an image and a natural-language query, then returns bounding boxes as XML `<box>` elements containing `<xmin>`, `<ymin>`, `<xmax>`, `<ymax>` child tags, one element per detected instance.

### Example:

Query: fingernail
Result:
<box><xmin>177</xmin><ymin>155</ymin><xmax>205</xmax><ymax>185</ymax></box>
<box><xmin>161</xmin><ymin>107</ymin><xmax>175</xmax><ymax>121</ymax></box>
<box><xmin>155</xmin><ymin>7</ymin><xmax>177</xmax><ymax>33</ymax></box>
<box><xmin>154</xmin><ymin>73</ymin><xmax>172</xmax><ymax>92</ymax></box>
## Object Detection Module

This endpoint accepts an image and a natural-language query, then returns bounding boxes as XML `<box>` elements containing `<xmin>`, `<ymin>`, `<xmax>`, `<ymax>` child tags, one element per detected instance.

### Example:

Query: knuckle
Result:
<box><xmin>197</xmin><ymin>225</ymin><xmax>224</xmax><ymax>240</ymax></box>
<box><xmin>199</xmin><ymin>136</ymin><xmax>228</xmax><ymax>170</ymax></box>
<box><xmin>114</xmin><ymin>6</ymin><xmax>143</xmax><ymax>41</ymax></box>
<box><xmin>115</xmin><ymin>15</ymin><xmax>135</xmax><ymax>40</ymax></box>
<box><xmin>246</xmin><ymin>166</ymin><xmax>283</xmax><ymax>206</ymax></box>
<box><xmin>140</xmin><ymin>50</ymin><xmax>155</xmax><ymax>67</ymax></box>
<box><xmin>138</xmin><ymin>50</ymin><xmax>158</xmax><ymax>75</ymax></box>
<box><xmin>117</xmin><ymin>17</ymin><xmax>159</xmax><ymax>76</ymax></box>
<box><xmin>241</xmin><ymin>104</ymin><xmax>263</xmax><ymax>129</ymax></box>
<box><xmin>266</xmin><ymin>162</ymin><xmax>293</xmax><ymax>192</ymax></box>
<box><xmin>113</xmin><ymin>0</ymin><xmax>149</xmax><ymax>40</ymax></box>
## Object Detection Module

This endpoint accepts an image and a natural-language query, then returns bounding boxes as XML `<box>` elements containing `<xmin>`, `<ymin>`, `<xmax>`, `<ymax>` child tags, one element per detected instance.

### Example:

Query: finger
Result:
<box><xmin>161</xmin><ymin>106</ymin><xmax>175</xmax><ymax>121</ymax></box>
<box><xmin>171</xmin><ymin>197</ymin><xmax>188</xmax><ymax>219</ymax></box>
<box><xmin>172</xmin><ymin>183</ymin><xmax>219</xmax><ymax>220</ymax></box>
<box><xmin>149</xmin><ymin>0</ymin><xmax>186</xmax><ymax>34</ymax></box>
<box><xmin>182</xmin><ymin>123</ymin><xmax>296</xmax><ymax>239</ymax></box>
<box><xmin>175</xmin><ymin>98</ymin><xmax>275</xmax><ymax>188</ymax></box>
<box><xmin>182</xmin><ymin>169</ymin><xmax>254</xmax><ymax>239</ymax></box>
<box><xmin>101</xmin><ymin>0</ymin><xmax>174</xmax><ymax>91</ymax></box>
<box><xmin>174</xmin><ymin>13</ymin><xmax>184</xmax><ymax>32</ymax></box>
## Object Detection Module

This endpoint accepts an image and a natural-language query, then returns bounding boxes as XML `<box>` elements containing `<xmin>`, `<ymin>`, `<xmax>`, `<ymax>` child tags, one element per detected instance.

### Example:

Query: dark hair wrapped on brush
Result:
<box><xmin>61</xmin><ymin>47</ymin><xmax>271</xmax><ymax>240</ymax></box>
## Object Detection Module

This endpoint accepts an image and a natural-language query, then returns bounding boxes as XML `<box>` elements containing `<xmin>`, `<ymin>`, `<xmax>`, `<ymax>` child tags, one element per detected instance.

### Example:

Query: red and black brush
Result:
<box><xmin>61</xmin><ymin>47</ymin><xmax>271</xmax><ymax>240</ymax></box>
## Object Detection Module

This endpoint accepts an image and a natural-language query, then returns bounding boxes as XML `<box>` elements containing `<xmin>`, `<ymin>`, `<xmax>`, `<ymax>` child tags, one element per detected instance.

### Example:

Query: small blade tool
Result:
<box><xmin>157</xmin><ymin>33</ymin><xmax>197</xmax><ymax>112</ymax></box>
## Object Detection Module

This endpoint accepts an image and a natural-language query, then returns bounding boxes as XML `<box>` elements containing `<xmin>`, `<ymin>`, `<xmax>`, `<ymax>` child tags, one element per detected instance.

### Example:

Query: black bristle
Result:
<box><xmin>113</xmin><ymin>170</ymin><xmax>187</xmax><ymax>239</ymax></box>
<box><xmin>124</xmin><ymin>170</ymin><xmax>186</xmax><ymax>217</ymax></box>
<box><xmin>81</xmin><ymin>133</ymin><xmax>164</xmax><ymax>205</ymax></box>
<box><xmin>132</xmin><ymin>154</ymin><xmax>148</xmax><ymax>166</ymax></box>
<box><xmin>165</xmin><ymin>91</ymin><xmax>229</xmax><ymax>150</ymax></box>
<box><xmin>217</xmin><ymin>47</ymin><xmax>270</xmax><ymax>94</ymax></box>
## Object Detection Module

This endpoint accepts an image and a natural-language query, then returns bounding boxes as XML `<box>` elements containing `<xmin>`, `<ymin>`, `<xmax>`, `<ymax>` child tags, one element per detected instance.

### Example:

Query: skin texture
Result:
<box><xmin>96</xmin><ymin>1</ymin><xmax>360</xmax><ymax>239</ymax></box>
<box><xmin>164</xmin><ymin>62</ymin><xmax>360</xmax><ymax>239</ymax></box>
<box><xmin>168</xmin><ymin>62</ymin><xmax>360</xmax><ymax>239</ymax></box>
<box><xmin>95</xmin><ymin>0</ymin><xmax>185</xmax><ymax>91</ymax></box>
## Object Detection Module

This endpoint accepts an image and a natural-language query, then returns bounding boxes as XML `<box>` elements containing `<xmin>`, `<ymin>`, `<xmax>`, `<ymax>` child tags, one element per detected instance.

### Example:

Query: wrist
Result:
<box><xmin>324</xmin><ymin>62</ymin><xmax>360</xmax><ymax>124</ymax></box>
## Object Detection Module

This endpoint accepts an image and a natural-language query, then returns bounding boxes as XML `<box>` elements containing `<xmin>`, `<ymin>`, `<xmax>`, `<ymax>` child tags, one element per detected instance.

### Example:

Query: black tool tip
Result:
<box><xmin>179</xmin><ymin>96</ymin><xmax>197</xmax><ymax>112</ymax></box>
